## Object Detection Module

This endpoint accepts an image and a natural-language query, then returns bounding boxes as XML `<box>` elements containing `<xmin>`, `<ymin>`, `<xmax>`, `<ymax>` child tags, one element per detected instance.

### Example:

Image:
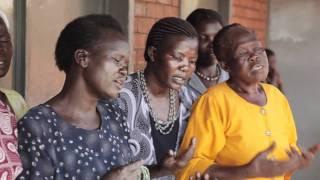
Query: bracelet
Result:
<box><xmin>137</xmin><ymin>166</ymin><xmax>150</xmax><ymax>180</ymax></box>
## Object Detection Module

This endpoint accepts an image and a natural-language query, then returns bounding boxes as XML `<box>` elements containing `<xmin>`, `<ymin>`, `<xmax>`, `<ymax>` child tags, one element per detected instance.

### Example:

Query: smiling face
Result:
<box><xmin>83</xmin><ymin>32</ymin><xmax>129</xmax><ymax>99</ymax></box>
<box><xmin>229</xmin><ymin>39</ymin><xmax>268</xmax><ymax>84</ymax></box>
<box><xmin>152</xmin><ymin>35</ymin><xmax>198</xmax><ymax>90</ymax></box>
<box><xmin>0</xmin><ymin>18</ymin><xmax>12</xmax><ymax>78</ymax></box>
<box><xmin>196</xmin><ymin>20</ymin><xmax>222</xmax><ymax>67</ymax></box>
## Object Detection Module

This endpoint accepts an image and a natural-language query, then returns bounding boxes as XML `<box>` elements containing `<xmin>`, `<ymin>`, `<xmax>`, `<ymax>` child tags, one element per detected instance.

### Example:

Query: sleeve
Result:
<box><xmin>0</xmin><ymin>89</ymin><xmax>28</xmax><ymax>120</ymax></box>
<box><xmin>17</xmin><ymin>116</ymin><xmax>55</xmax><ymax>180</ymax></box>
<box><xmin>176</xmin><ymin>94</ymin><xmax>227</xmax><ymax>179</ymax></box>
<box><xmin>118</xmin><ymin>86</ymin><xmax>138</xmax><ymax>131</ymax></box>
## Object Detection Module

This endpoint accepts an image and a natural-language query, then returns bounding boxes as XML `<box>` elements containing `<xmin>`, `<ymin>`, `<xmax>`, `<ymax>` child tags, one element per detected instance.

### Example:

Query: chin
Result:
<box><xmin>0</xmin><ymin>70</ymin><xmax>9</xmax><ymax>78</ymax></box>
<box><xmin>169</xmin><ymin>83</ymin><xmax>183</xmax><ymax>91</ymax></box>
<box><xmin>101</xmin><ymin>89</ymin><xmax>119</xmax><ymax>99</ymax></box>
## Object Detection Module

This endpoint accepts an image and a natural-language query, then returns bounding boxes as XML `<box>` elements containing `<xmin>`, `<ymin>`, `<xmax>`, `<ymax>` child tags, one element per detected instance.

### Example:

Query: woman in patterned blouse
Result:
<box><xmin>0</xmin><ymin>11</ymin><xmax>28</xmax><ymax>180</ymax></box>
<box><xmin>17</xmin><ymin>14</ymin><xmax>143</xmax><ymax>180</ymax></box>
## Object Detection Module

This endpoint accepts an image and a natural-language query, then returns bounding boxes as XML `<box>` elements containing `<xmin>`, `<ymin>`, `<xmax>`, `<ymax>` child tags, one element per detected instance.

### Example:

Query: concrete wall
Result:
<box><xmin>269</xmin><ymin>0</ymin><xmax>320</xmax><ymax>179</ymax></box>
<box><xmin>180</xmin><ymin>0</ymin><xmax>218</xmax><ymax>19</ymax></box>
<box><xmin>25</xmin><ymin>0</ymin><xmax>104</xmax><ymax>106</ymax></box>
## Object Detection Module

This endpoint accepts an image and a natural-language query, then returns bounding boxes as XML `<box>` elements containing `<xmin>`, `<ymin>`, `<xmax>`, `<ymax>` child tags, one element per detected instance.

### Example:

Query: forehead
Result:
<box><xmin>161</xmin><ymin>35</ymin><xmax>198</xmax><ymax>52</ymax></box>
<box><xmin>196</xmin><ymin>20</ymin><xmax>222</xmax><ymax>33</ymax></box>
<box><xmin>92</xmin><ymin>31</ymin><xmax>128</xmax><ymax>52</ymax></box>
<box><xmin>236</xmin><ymin>40</ymin><xmax>262</xmax><ymax>50</ymax></box>
<box><xmin>93</xmin><ymin>38</ymin><xmax>129</xmax><ymax>55</ymax></box>
<box><xmin>229</xmin><ymin>30</ymin><xmax>258</xmax><ymax>52</ymax></box>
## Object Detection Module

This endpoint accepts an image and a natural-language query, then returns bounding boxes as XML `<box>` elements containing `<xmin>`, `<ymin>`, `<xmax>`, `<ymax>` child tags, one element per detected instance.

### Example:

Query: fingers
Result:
<box><xmin>123</xmin><ymin>160</ymin><xmax>144</xmax><ymax>172</ymax></box>
<box><xmin>189</xmin><ymin>172</ymin><xmax>209</xmax><ymax>180</ymax></box>
<box><xmin>176</xmin><ymin>137</ymin><xmax>196</xmax><ymax>165</ymax></box>
<box><xmin>168</xmin><ymin>149</ymin><xmax>175</xmax><ymax>157</ymax></box>
<box><xmin>258</xmin><ymin>142</ymin><xmax>276</xmax><ymax>159</ymax></box>
<box><xmin>203</xmin><ymin>173</ymin><xmax>210</xmax><ymax>180</ymax></box>
<box><xmin>131</xmin><ymin>168</ymin><xmax>142</xmax><ymax>178</ymax></box>
<box><xmin>308</xmin><ymin>144</ymin><xmax>320</xmax><ymax>155</ymax></box>
<box><xmin>303</xmin><ymin>150</ymin><xmax>314</xmax><ymax>161</ymax></box>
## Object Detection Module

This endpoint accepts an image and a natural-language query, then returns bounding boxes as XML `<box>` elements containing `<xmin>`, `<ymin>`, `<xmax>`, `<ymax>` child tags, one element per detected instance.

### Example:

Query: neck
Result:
<box><xmin>48</xmin><ymin>74</ymin><xmax>99</xmax><ymax>114</ymax></box>
<box><xmin>144</xmin><ymin>64</ymin><xmax>170</xmax><ymax>97</ymax></box>
<box><xmin>227</xmin><ymin>78</ymin><xmax>261</xmax><ymax>94</ymax></box>
<box><xmin>196</xmin><ymin>63</ymin><xmax>218</xmax><ymax>77</ymax></box>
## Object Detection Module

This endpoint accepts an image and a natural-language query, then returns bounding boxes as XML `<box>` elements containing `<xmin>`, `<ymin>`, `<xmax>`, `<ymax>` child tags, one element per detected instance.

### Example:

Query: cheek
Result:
<box><xmin>167</xmin><ymin>61</ymin><xmax>180</xmax><ymax>74</ymax></box>
<box><xmin>95</xmin><ymin>63</ymin><xmax>117</xmax><ymax>84</ymax></box>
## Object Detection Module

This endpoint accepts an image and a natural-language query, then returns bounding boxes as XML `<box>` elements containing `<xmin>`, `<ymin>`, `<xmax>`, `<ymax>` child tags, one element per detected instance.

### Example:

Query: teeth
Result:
<box><xmin>174</xmin><ymin>77</ymin><xmax>184</xmax><ymax>83</ymax></box>
<box><xmin>253</xmin><ymin>65</ymin><xmax>262</xmax><ymax>71</ymax></box>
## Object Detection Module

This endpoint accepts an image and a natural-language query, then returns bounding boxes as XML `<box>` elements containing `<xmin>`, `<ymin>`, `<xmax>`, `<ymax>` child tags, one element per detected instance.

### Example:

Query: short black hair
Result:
<box><xmin>144</xmin><ymin>17</ymin><xmax>198</xmax><ymax>62</ymax></box>
<box><xmin>55</xmin><ymin>14</ymin><xmax>124</xmax><ymax>73</ymax></box>
<box><xmin>213</xmin><ymin>23</ymin><xmax>256</xmax><ymax>64</ymax></box>
<box><xmin>186</xmin><ymin>8</ymin><xmax>224</xmax><ymax>28</ymax></box>
<box><xmin>265</xmin><ymin>48</ymin><xmax>275</xmax><ymax>58</ymax></box>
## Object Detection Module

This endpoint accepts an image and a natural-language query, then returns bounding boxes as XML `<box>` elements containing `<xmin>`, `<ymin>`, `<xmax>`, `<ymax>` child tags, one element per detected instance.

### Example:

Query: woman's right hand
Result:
<box><xmin>103</xmin><ymin>160</ymin><xmax>144</xmax><ymax>180</ymax></box>
<box><xmin>246</xmin><ymin>143</ymin><xmax>296</xmax><ymax>177</ymax></box>
<box><xmin>246</xmin><ymin>143</ymin><xmax>316</xmax><ymax>178</ymax></box>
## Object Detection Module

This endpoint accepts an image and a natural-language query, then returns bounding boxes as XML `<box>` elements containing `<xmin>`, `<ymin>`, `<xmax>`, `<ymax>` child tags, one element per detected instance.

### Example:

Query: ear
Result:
<box><xmin>74</xmin><ymin>49</ymin><xmax>89</xmax><ymax>68</ymax></box>
<box><xmin>220</xmin><ymin>61</ymin><xmax>230</xmax><ymax>72</ymax></box>
<box><xmin>147</xmin><ymin>46</ymin><xmax>156</xmax><ymax>62</ymax></box>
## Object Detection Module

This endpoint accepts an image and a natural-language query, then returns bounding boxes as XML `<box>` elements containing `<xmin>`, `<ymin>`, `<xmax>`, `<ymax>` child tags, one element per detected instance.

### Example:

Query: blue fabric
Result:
<box><xmin>17</xmin><ymin>101</ymin><xmax>132</xmax><ymax>180</ymax></box>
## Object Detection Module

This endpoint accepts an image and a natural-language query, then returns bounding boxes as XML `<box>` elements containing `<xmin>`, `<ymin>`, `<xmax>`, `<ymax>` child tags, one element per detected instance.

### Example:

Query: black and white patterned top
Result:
<box><xmin>118</xmin><ymin>73</ymin><xmax>189</xmax><ymax>165</ymax></box>
<box><xmin>17</xmin><ymin>100</ymin><xmax>132</xmax><ymax>180</ymax></box>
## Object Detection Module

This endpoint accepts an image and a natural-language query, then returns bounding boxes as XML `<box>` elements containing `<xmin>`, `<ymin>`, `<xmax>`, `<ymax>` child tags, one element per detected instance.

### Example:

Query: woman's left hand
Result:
<box><xmin>295</xmin><ymin>144</ymin><xmax>320</xmax><ymax>170</ymax></box>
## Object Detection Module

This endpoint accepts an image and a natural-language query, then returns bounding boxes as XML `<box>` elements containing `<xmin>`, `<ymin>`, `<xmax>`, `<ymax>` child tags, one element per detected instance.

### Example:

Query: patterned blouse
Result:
<box><xmin>0</xmin><ymin>99</ymin><xmax>22</xmax><ymax>180</ymax></box>
<box><xmin>17</xmin><ymin>100</ymin><xmax>132</xmax><ymax>180</ymax></box>
<box><xmin>118</xmin><ymin>73</ymin><xmax>190</xmax><ymax>166</ymax></box>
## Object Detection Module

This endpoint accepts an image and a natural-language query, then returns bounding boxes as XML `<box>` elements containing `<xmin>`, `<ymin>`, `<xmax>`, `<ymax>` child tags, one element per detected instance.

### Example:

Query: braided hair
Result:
<box><xmin>213</xmin><ymin>23</ymin><xmax>257</xmax><ymax>65</ymax></box>
<box><xmin>186</xmin><ymin>8</ymin><xmax>223</xmax><ymax>28</ymax></box>
<box><xmin>55</xmin><ymin>14</ymin><xmax>124</xmax><ymax>73</ymax></box>
<box><xmin>144</xmin><ymin>17</ymin><xmax>198</xmax><ymax>62</ymax></box>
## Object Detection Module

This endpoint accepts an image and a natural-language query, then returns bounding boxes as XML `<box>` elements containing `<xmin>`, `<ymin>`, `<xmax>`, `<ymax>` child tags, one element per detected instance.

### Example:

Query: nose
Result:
<box><xmin>179</xmin><ymin>58</ymin><xmax>191</xmax><ymax>73</ymax></box>
<box><xmin>248</xmin><ymin>53</ymin><xmax>259</xmax><ymax>63</ymax></box>
<box><xmin>119</xmin><ymin>65</ymin><xmax>128</xmax><ymax>75</ymax></box>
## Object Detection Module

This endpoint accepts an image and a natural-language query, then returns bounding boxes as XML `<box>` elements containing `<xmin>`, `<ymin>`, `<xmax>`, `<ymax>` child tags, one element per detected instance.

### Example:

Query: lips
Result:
<box><xmin>251</xmin><ymin>64</ymin><xmax>264</xmax><ymax>71</ymax></box>
<box><xmin>113</xmin><ymin>77</ymin><xmax>125</xmax><ymax>89</ymax></box>
<box><xmin>172</xmin><ymin>76</ymin><xmax>186</xmax><ymax>85</ymax></box>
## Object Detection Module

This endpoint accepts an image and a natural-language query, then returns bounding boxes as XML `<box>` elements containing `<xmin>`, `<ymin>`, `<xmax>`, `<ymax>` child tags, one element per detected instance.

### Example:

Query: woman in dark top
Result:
<box><xmin>17</xmin><ymin>14</ymin><xmax>143</xmax><ymax>180</ymax></box>
<box><xmin>118</xmin><ymin>17</ymin><xmax>198</xmax><ymax>179</ymax></box>
<box><xmin>182</xmin><ymin>9</ymin><xmax>229</xmax><ymax>111</ymax></box>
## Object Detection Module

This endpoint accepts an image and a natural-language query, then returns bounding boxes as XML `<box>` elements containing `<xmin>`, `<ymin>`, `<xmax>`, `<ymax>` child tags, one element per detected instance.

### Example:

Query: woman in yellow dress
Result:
<box><xmin>177</xmin><ymin>24</ymin><xmax>319</xmax><ymax>180</ymax></box>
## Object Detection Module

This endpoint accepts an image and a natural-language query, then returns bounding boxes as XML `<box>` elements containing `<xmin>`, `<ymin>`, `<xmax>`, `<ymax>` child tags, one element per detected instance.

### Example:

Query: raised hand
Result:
<box><xmin>161</xmin><ymin>137</ymin><xmax>196</xmax><ymax>174</ymax></box>
<box><xmin>247</xmin><ymin>142</ymin><xmax>302</xmax><ymax>177</ymax></box>
<box><xmin>103</xmin><ymin>160</ymin><xmax>144</xmax><ymax>180</ymax></box>
<box><xmin>295</xmin><ymin>143</ymin><xmax>320</xmax><ymax>170</ymax></box>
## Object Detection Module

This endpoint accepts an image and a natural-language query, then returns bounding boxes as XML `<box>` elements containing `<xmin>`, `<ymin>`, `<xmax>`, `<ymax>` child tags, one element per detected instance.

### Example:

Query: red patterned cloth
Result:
<box><xmin>0</xmin><ymin>99</ymin><xmax>22</xmax><ymax>179</ymax></box>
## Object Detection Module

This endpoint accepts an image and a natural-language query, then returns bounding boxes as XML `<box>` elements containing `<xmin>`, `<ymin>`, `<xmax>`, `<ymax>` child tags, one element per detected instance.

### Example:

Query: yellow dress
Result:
<box><xmin>176</xmin><ymin>83</ymin><xmax>297</xmax><ymax>180</ymax></box>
